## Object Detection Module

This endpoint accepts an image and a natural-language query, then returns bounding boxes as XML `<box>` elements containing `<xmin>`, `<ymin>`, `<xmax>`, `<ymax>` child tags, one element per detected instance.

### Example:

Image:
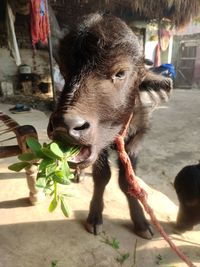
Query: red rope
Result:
<box><xmin>115</xmin><ymin>114</ymin><xmax>197</xmax><ymax>267</ymax></box>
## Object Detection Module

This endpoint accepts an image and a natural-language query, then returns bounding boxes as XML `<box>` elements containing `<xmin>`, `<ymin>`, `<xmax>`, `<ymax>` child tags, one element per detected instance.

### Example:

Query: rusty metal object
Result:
<box><xmin>0</xmin><ymin>112</ymin><xmax>45</xmax><ymax>204</ymax></box>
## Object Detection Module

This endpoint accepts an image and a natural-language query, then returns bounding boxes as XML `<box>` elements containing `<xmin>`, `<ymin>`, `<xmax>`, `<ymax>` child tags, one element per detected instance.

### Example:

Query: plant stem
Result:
<box><xmin>54</xmin><ymin>181</ymin><xmax>57</xmax><ymax>199</ymax></box>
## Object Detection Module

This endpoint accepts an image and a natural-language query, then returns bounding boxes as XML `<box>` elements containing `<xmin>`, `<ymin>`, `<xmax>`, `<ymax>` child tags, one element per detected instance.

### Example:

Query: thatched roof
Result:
<box><xmin>73</xmin><ymin>0</ymin><xmax>200</xmax><ymax>28</ymax></box>
<box><xmin>8</xmin><ymin>0</ymin><xmax>200</xmax><ymax>28</ymax></box>
<box><xmin>129</xmin><ymin>0</ymin><xmax>200</xmax><ymax>28</ymax></box>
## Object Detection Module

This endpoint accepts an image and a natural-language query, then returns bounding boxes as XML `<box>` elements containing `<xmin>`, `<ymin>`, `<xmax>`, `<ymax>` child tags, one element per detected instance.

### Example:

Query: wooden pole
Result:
<box><xmin>47</xmin><ymin>35</ymin><xmax>56</xmax><ymax>105</ymax></box>
<box><xmin>45</xmin><ymin>0</ymin><xmax>56</xmax><ymax>106</ymax></box>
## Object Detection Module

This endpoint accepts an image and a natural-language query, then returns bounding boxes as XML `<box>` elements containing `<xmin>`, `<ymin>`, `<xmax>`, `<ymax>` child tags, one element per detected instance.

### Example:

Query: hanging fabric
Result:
<box><xmin>160</xmin><ymin>29</ymin><xmax>171</xmax><ymax>52</ymax></box>
<box><xmin>6</xmin><ymin>2</ymin><xmax>22</xmax><ymax>66</ymax></box>
<box><xmin>154</xmin><ymin>43</ymin><xmax>161</xmax><ymax>67</ymax></box>
<box><xmin>30</xmin><ymin>0</ymin><xmax>50</xmax><ymax>47</ymax></box>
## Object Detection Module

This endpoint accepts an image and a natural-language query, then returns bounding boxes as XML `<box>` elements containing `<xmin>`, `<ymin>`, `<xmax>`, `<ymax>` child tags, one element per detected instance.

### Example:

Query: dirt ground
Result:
<box><xmin>0</xmin><ymin>89</ymin><xmax>200</xmax><ymax>267</ymax></box>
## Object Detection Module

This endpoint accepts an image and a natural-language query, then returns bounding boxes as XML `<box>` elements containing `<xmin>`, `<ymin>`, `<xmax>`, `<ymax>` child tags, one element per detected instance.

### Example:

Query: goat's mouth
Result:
<box><xmin>48</xmin><ymin>129</ymin><xmax>97</xmax><ymax>169</ymax></box>
<box><xmin>68</xmin><ymin>145</ymin><xmax>96</xmax><ymax>169</ymax></box>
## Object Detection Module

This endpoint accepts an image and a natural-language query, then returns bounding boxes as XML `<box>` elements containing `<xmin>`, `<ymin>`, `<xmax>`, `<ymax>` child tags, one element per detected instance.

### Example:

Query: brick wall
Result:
<box><xmin>15</xmin><ymin>13</ymin><xmax>32</xmax><ymax>49</ymax></box>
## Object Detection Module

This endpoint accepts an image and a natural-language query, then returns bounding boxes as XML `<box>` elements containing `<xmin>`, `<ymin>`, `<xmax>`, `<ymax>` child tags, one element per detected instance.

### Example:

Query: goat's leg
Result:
<box><xmin>118</xmin><ymin>158</ymin><xmax>153</xmax><ymax>239</ymax></box>
<box><xmin>86</xmin><ymin>151</ymin><xmax>111</xmax><ymax>235</ymax></box>
<box><xmin>73</xmin><ymin>167</ymin><xmax>85</xmax><ymax>183</ymax></box>
<box><xmin>174</xmin><ymin>203</ymin><xmax>197</xmax><ymax>233</ymax></box>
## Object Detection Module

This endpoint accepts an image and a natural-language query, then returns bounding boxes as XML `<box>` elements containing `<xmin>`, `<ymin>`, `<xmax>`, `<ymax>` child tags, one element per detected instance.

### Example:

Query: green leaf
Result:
<box><xmin>68</xmin><ymin>173</ymin><xmax>74</xmax><ymax>180</ymax></box>
<box><xmin>39</xmin><ymin>158</ymin><xmax>54</xmax><ymax>172</ymax></box>
<box><xmin>45</xmin><ymin>163</ymin><xmax>57</xmax><ymax>177</ymax></box>
<box><xmin>18</xmin><ymin>152</ymin><xmax>37</xmax><ymax>161</ymax></box>
<box><xmin>52</xmin><ymin>171</ymin><xmax>71</xmax><ymax>185</ymax></box>
<box><xmin>50</xmin><ymin>143</ymin><xmax>64</xmax><ymax>158</ymax></box>
<box><xmin>61</xmin><ymin>160</ymin><xmax>71</xmax><ymax>177</ymax></box>
<box><xmin>116</xmin><ymin>253</ymin><xmax>130</xmax><ymax>263</ymax></box>
<box><xmin>48</xmin><ymin>196</ymin><xmax>58</xmax><ymax>212</ymax></box>
<box><xmin>37</xmin><ymin>171</ymin><xmax>45</xmax><ymax>178</ymax></box>
<box><xmin>61</xmin><ymin>160</ymin><xmax>74</xmax><ymax>179</ymax></box>
<box><xmin>111</xmin><ymin>238</ymin><xmax>120</xmax><ymax>249</ymax></box>
<box><xmin>26</xmin><ymin>137</ymin><xmax>41</xmax><ymax>153</ymax></box>
<box><xmin>44</xmin><ymin>186</ymin><xmax>53</xmax><ymax>195</ymax></box>
<box><xmin>8</xmin><ymin>162</ymin><xmax>31</xmax><ymax>172</ymax></box>
<box><xmin>51</xmin><ymin>260</ymin><xmax>58</xmax><ymax>267</ymax></box>
<box><xmin>60</xmin><ymin>196</ymin><xmax>71</xmax><ymax>217</ymax></box>
<box><xmin>41</xmin><ymin>147</ymin><xmax>60</xmax><ymax>160</ymax></box>
<box><xmin>35</xmin><ymin>177</ymin><xmax>46</xmax><ymax>188</ymax></box>
<box><xmin>35</xmin><ymin>150</ymin><xmax>46</xmax><ymax>158</ymax></box>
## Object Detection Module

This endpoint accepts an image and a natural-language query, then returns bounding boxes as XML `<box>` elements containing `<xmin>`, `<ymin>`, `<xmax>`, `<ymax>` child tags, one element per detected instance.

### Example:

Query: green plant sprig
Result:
<box><xmin>100</xmin><ymin>232</ymin><xmax>130</xmax><ymax>266</ymax></box>
<box><xmin>8</xmin><ymin>137</ymin><xmax>80</xmax><ymax>217</ymax></box>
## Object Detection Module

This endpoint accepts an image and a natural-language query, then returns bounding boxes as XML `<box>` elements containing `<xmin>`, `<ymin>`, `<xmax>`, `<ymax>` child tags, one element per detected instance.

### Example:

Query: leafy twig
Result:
<box><xmin>8</xmin><ymin>137</ymin><xmax>80</xmax><ymax>217</ymax></box>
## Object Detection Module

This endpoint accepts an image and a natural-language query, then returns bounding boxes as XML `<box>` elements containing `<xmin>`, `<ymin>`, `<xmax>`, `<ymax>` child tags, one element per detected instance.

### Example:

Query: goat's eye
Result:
<box><xmin>114</xmin><ymin>70</ymin><xmax>126</xmax><ymax>80</ymax></box>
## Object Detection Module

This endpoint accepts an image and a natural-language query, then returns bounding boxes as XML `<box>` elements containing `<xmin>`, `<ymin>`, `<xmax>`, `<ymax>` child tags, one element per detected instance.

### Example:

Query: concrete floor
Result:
<box><xmin>0</xmin><ymin>89</ymin><xmax>200</xmax><ymax>267</ymax></box>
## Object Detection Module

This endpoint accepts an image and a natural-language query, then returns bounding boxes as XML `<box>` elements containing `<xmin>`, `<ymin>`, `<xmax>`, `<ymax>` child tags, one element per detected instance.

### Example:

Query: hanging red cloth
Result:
<box><xmin>30</xmin><ymin>0</ymin><xmax>50</xmax><ymax>46</ymax></box>
<box><xmin>154</xmin><ymin>43</ymin><xmax>161</xmax><ymax>67</ymax></box>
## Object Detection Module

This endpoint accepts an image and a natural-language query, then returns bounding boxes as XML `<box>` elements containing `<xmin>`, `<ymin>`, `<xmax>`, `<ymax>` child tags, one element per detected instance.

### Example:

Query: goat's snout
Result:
<box><xmin>66</xmin><ymin>116</ymin><xmax>91</xmax><ymax>140</ymax></box>
<box><xmin>48</xmin><ymin>113</ymin><xmax>92</xmax><ymax>144</ymax></box>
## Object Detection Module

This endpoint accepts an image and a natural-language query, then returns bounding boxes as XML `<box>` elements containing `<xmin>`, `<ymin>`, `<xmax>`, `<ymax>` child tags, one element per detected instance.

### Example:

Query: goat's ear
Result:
<box><xmin>139</xmin><ymin>71</ymin><xmax>173</xmax><ymax>105</ymax></box>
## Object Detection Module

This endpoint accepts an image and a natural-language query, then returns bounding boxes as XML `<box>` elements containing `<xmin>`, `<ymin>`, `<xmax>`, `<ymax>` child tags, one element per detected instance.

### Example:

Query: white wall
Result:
<box><xmin>145</xmin><ymin>40</ymin><xmax>157</xmax><ymax>62</ymax></box>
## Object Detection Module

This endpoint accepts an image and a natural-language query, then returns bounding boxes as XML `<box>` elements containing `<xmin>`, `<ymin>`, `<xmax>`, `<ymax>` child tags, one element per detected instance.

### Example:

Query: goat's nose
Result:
<box><xmin>48</xmin><ymin>113</ymin><xmax>91</xmax><ymax>141</ymax></box>
<box><xmin>67</xmin><ymin>116</ymin><xmax>90</xmax><ymax>139</ymax></box>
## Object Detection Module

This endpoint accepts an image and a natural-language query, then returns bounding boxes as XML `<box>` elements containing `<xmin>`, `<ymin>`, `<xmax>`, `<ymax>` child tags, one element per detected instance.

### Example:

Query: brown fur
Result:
<box><xmin>174</xmin><ymin>163</ymin><xmax>200</xmax><ymax>232</ymax></box>
<box><xmin>48</xmin><ymin>13</ymin><xmax>172</xmax><ymax>239</ymax></box>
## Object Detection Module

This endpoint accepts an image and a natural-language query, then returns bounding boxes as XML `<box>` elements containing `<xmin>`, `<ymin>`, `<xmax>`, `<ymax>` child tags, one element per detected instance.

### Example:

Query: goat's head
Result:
<box><xmin>48</xmin><ymin>13</ymin><xmax>172</xmax><ymax>168</ymax></box>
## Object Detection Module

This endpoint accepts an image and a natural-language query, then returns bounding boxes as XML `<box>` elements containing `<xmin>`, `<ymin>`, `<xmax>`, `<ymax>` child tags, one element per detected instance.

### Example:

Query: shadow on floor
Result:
<box><xmin>0</xmin><ymin>210</ymin><xmax>200</xmax><ymax>267</ymax></box>
<box><xmin>0</xmin><ymin>197</ymin><xmax>30</xmax><ymax>209</ymax></box>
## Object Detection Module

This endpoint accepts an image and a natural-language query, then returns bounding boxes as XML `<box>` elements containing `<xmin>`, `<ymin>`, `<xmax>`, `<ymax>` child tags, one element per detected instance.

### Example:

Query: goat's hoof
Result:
<box><xmin>173</xmin><ymin>223</ymin><xmax>193</xmax><ymax>234</ymax></box>
<box><xmin>72</xmin><ymin>169</ymin><xmax>85</xmax><ymax>183</ymax></box>
<box><xmin>135</xmin><ymin>225</ymin><xmax>154</xmax><ymax>240</ymax></box>
<box><xmin>85</xmin><ymin>222</ymin><xmax>103</xmax><ymax>235</ymax></box>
